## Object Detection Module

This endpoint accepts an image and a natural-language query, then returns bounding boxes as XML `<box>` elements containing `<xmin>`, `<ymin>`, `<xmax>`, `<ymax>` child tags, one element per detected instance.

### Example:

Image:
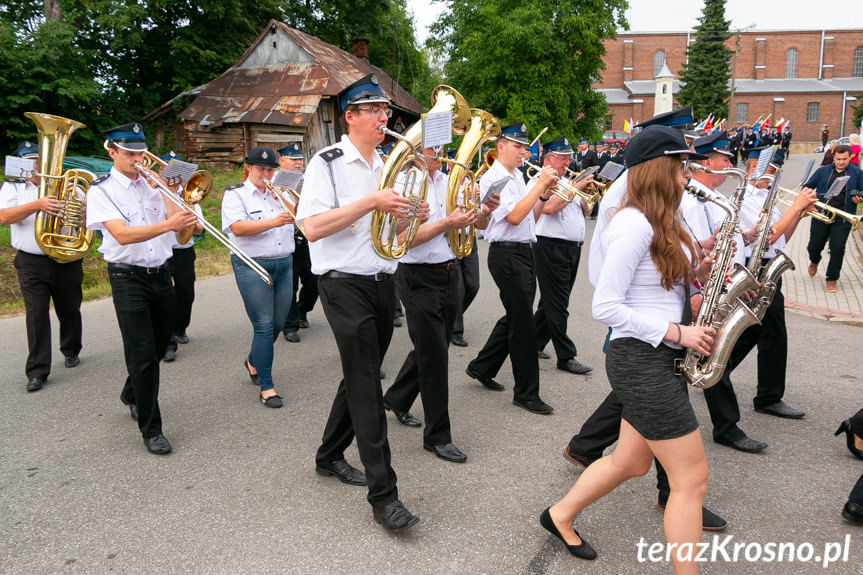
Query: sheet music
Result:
<box><xmin>752</xmin><ymin>148</ymin><xmax>776</xmax><ymax>180</ymax></box>
<box><xmin>597</xmin><ymin>162</ymin><xmax>624</xmax><ymax>182</ymax></box>
<box><xmin>273</xmin><ymin>169</ymin><xmax>303</xmax><ymax>191</ymax></box>
<box><xmin>159</xmin><ymin>159</ymin><xmax>198</xmax><ymax>185</ymax></box>
<box><xmin>421</xmin><ymin>111</ymin><xmax>453</xmax><ymax>150</ymax></box>
<box><xmin>5</xmin><ymin>156</ymin><xmax>35</xmax><ymax>178</ymax></box>
<box><xmin>798</xmin><ymin>159</ymin><xmax>815</xmax><ymax>187</ymax></box>
<box><xmin>482</xmin><ymin>176</ymin><xmax>510</xmax><ymax>205</ymax></box>
<box><xmin>823</xmin><ymin>176</ymin><xmax>849</xmax><ymax>202</ymax></box>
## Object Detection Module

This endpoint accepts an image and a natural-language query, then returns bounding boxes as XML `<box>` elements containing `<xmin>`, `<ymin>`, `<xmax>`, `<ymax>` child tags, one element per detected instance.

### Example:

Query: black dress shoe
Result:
<box><xmin>465</xmin><ymin>366</ymin><xmax>504</xmax><ymax>391</ymax></box>
<box><xmin>163</xmin><ymin>348</ymin><xmax>176</xmax><ymax>362</ymax></box>
<box><xmin>284</xmin><ymin>328</ymin><xmax>300</xmax><ymax>342</ymax></box>
<box><xmin>383</xmin><ymin>400</ymin><xmax>421</xmax><ymax>427</ymax></box>
<box><xmin>244</xmin><ymin>358</ymin><xmax>259</xmax><ymax>385</ymax></box>
<box><xmin>144</xmin><ymin>434</ymin><xmax>172</xmax><ymax>454</ymax></box>
<box><xmin>754</xmin><ymin>400</ymin><xmax>805</xmax><ymax>419</ymax></box>
<box><xmin>26</xmin><ymin>377</ymin><xmax>45</xmax><ymax>392</ymax></box>
<box><xmin>562</xmin><ymin>446</ymin><xmax>594</xmax><ymax>469</ymax></box>
<box><xmin>557</xmin><ymin>358</ymin><xmax>593</xmax><ymax>375</ymax></box>
<box><xmin>450</xmin><ymin>334</ymin><xmax>468</xmax><ymax>347</ymax></box>
<box><xmin>715</xmin><ymin>435</ymin><xmax>767</xmax><ymax>453</ymax></box>
<box><xmin>842</xmin><ymin>500</ymin><xmax>863</xmax><ymax>524</ymax></box>
<box><xmin>835</xmin><ymin>419</ymin><xmax>863</xmax><ymax>460</ymax></box>
<box><xmin>658</xmin><ymin>502</ymin><xmax>728</xmax><ymax>531</ymax></box>
<box><xmin>298</xmin><ymin>319</ymin><xmax>309</xmax><ymax>329</ymax></box>
<box><xmin>373</xmin><ymin>500</ymin><xmax>420</xmax><ymax>531</ymax></box>
<box><xmin>539</xmin><ymin>507</ymin><xmax>596</xmax><ymax>560</ymax></box>
<box><xmin>315</xmin><ymin>458</ymin><xmax>368</xmax><ymax>486</ymax></box>
<box><xmin>120</xmin><ymin>394</ymin><xmax>138</xmax><ymax>420</ymax></box>
<box><xmin>174</xmin><ymin>333</ymin><xmax>189</xmax><ymax>344</ymax></box>
<box><xmin>513</xmin><ymin>398</ymin><xmax>554</xmax><ymax>415</ymax></box>
<box><xmin>260</xmin><ymin>393</ymin><xmax>283</xmax><ymax>408</ymax></box>
<box><xmin>537</xmin><ymin>350</ymin><xmax>551</xmax><ymax>359</ymax></box>
<box><xmin>424</xmin><ymin>442</ymin><xmax>467</xmax><ymax>463</ymax></box>
<box><xmin>64</xmin><ymin>355</ymin><xmax>80</xmax><ymax>368</ymax></box>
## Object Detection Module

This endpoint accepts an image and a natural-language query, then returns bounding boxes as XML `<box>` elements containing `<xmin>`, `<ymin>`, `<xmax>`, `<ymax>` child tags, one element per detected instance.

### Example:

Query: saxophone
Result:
<box><xmin>678</xmin><ymin>168</ymin><xmax>760</xmax><ymax>390</ymax></box>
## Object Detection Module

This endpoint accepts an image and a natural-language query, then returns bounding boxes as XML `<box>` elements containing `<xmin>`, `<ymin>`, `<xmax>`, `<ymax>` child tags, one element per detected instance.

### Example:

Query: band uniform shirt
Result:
<box><xmin>480</xmin><ymin>159</ymin><xmax>536</xmax><ymax>244</ymax></box>
<box><xmin>296</xmin><ymin>134</ymin><xmax>397</xmax><ymax>276</ymax></box>
<box><xmin>171</xmin><ymin>203</ymin><xmax>203</xmax><ymax>249</ymax></box>
<box><xmin>534</xmin><ymin>176</ymin><xmax>586</xmax><ymax>242</ymax></box>
<box><xmin>400</xmin><ymin>169</ymin><xmax>455</xmax><ymax>264</ymax></box>
<box><xmin>0</xmin><ymin>179</ymin><xmax>43</xmax><ymax>255</ymax></box>
<box><xmin>85</xmin><ymin>167</ymin><xmax>174</xmax><ymax>267</ymax></box>
<box><xmin>221</xmin><ymin>179</ymin><xmax>295</xmax><ymax>258</ymax></box>
<box><xmin>739</xmin><ymin>183</ymin><xmax>785</xmax><ymax>261</ymax></box>
<box><xmin>588</xmin><ymin>169</ymin><xmax>628</xmax><ymax>286</ymax></box>
<box><xmin>592</xmin><ymin>207</ymin><xmax>686</xmax><ymax>349</ymax></box>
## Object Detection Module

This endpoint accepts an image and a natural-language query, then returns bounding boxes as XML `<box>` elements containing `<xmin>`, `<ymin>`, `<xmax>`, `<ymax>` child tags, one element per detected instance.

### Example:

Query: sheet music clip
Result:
<box><xmin>273</xmin><ymin>169</ymin><xmax>303</xmax><ymax>191</ymax></box>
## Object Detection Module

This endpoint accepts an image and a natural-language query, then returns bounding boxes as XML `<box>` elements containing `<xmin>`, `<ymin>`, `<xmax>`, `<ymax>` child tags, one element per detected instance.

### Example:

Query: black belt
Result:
<box><xmin>321</xmin><ymin>270</ymin><xmax>393</xmax><ymax>282</ymax></box>
<box><xmin>18</xmin><ymin>250</ymin><xmax>49</xmax><ymax>258</ymax></box>
<box><xmin>538</xmin><ymin>236</ymin><xmax>583</xmax><ymax>247</ymax></box>
<box><xmin>491</xmin><ymin>241</ymin><xmax>532</xmax><ymax>249</ymax></box>
<box><xmin>407</xmin><ymin>260</ymin><xmax>457</xmax><ymax>270</ymax></box>
<box><xmin>108</xmin><ymin>262</ymin><xmax>168</xmax><ymax>275</ymax></box>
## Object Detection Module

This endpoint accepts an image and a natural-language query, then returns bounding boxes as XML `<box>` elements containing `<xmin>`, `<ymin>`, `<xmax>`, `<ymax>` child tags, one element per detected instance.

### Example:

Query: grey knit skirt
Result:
<box><xmin>606</xmin><ymin>337</ymin><xmax>698</xmax><ymax>441</ymax></box>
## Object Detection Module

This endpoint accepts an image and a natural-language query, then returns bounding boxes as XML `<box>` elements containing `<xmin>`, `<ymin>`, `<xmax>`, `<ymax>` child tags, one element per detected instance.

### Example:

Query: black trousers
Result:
<box><xmin>534</xmin><ymin>236</ymin><xmax>582</xmax><ymax>360</ymax></box>
<box><xmin>316</xmin><ymin>275</ymin><xmax>398</xmax><ymax>508</ymax></box>
<box><xmin>807</xmin><ymin>218</ymin><xmax>853</xmax><ymax>281</ymax></box>
<box><xmin>385</xmin><ymin>264</ymin><xmax>458</xmax><ymax>446</ymax></box>
<box><xmin>452</xmin><ymin>238</ymin><xmax>480</xmax><ymax>337</ymax></box>
<box><xmin>468</xmin><ymin>243</ymin><xmax>540</xmax><ymax>401</ymax></box>
<box><xmin>14</xmin><ymin>251</ymin><xmax>83</xmax><ymax>380</ymax></box>
<box><xmin>108</xmin><ymin>265</ymin><xmax>175</xmax><ymax>440</ymax></box>
<box><xmin>284</xmin><ymin>240</ymin><xmax>318</xmax><ymax>330</ymax></box>
<box><xmin>166</xmin><ymin>246</ymin><xmax>196</xmax><ymax>350</ymax></box>
<box><xmin>703</xmin><ymin>278</ymin><xmax>787</xmax><ymax>442</ymax></box>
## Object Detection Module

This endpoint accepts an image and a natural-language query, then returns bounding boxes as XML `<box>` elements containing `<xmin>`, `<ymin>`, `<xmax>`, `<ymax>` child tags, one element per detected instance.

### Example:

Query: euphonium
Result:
<box><xmin>372</xmin><ymin>85</ymin><xmax>471</xmax><ymax>259</ymax></box>
<box><xmin>141</xmin><ymin>151</ymin><xmax>213</xmax><ymax>244</ymax></box>
<box><xmin>445</xmin><ymin>108</ymin><xmax>500</xmax><ymax>258</ymax></box>
<box><xmin>678</xmin><ymin>168</ymin><xmax>760</xmax><ymax>390</ymax></box>
<box><xmin>25</xmin><ymin>112</ymin><xmax>95</xmax><ymax>263</ymax></box>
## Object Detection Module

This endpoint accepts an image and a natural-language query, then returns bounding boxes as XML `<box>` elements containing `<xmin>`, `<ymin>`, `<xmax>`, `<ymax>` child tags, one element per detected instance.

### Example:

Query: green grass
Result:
<box><xmin>0</xmin><ymin>167</ymin><xmax>245</xmax><ymax>316</ymax></box>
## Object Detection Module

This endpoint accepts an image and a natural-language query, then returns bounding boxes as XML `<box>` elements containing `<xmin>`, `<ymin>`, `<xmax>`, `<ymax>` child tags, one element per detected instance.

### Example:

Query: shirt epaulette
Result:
<box><xmin>92</xmin><ymin>174</ymin><xmax>111</xmax><ymax>185</ymax></box>
<box><xmin>321</xmin><ymin>148</ymin><xmax>344</xmax><ymax>163</ymax></box>
<box><xmin>225</xmin><ymin>183</ymin><xmax>243</xmax><ymax>191</ymax></box>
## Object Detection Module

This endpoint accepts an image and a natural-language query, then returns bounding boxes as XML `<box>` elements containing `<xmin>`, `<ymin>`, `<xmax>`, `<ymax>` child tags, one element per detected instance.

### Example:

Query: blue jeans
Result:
<box><xmin>231</xmin><ymin>254</ymin><xmax>293</xmax><ymax>391</ymax></box>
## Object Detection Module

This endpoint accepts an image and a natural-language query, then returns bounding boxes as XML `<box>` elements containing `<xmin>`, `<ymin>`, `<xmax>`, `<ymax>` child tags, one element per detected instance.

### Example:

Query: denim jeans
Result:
<box><xmin>231</xmin><ymin>254</ymin><xmax>293</xmax><ymax>391</ymax></box>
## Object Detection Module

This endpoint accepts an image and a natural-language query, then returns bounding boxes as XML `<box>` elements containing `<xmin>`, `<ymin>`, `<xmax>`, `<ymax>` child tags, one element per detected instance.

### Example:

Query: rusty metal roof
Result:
<box><xmin>152</xmin><ymin>20</ymin><xmax>423</xmax><ymax>128</ymax></box>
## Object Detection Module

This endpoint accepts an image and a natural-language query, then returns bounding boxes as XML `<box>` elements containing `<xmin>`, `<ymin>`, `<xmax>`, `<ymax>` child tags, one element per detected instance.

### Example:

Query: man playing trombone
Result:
<box><xmin>85</xmin><ymin>123</ymin><xmax>198</xmax><ymax>455</ymax></box>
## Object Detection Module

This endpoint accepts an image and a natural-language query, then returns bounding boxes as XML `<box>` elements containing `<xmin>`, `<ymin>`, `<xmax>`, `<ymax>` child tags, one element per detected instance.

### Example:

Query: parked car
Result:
<box><xmin>602</xmin><ymin>131</ymin><xmax>630</xmax><ymax>146</ymax></box>
<box><xmin>63</xmin><ymin>156</ymin><xmax>113</xmax><ymax>176</ymax></box>
<box><xmin>814</xmin><ymin>136</ymin><xmax>850</xmax><ymax>153</ymax></box>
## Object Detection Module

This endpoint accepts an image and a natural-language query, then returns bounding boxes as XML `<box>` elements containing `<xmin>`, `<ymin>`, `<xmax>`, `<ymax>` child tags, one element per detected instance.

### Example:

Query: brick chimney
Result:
<box><xmin>351</xmin><ymin>36</ymin><xmax>370</xmax><ymax>61</ymax></box>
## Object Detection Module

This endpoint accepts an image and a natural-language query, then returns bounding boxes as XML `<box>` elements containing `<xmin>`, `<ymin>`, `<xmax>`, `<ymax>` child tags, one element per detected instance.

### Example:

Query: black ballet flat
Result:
<box><xmin>834</xmin><ymin>420</ymin><xmax>863</xmax><ymax>460</ymax></box>
<box><xmin>540</xmin><ymin>507</ymin><xmax>596</xmax><ymax>560</ymax></box>
<box><xmin>244</xmin><ymin>358</ymin><xmax>259</xmax><ymax>385</ymax></box>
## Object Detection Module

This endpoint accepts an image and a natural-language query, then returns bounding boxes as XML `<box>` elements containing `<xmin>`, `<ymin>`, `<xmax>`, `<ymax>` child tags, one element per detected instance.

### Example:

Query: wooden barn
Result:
<box><xmin>144</xmin><ymin>20</ymin><xmax>424</xmax><ymax>169</ymax></box>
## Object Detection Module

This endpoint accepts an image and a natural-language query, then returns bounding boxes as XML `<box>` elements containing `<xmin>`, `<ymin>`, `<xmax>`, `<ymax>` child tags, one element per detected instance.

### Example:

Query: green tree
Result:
<box><xmin>853</xmin><ymin>96</ymin><xmax>863</xmax><ymax>130</ymax></box>
<box><xmin>429</xmin><ymin>0</ymin><xmax>627</xmax><ymax>141</ymax></box>
<box><xmin>677</xmin><ymin>0</ymin><xmax>731</xmax><ymax>121</ymax></box>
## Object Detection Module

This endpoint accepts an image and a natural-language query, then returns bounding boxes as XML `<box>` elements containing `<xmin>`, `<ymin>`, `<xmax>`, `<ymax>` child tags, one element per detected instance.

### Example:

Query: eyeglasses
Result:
<box><xmin>681</xmin><ymin>160</ymin><xmax>692</xmax><ymax>173</ymax></box>
<box><xmin>355</xmin><ymin>106</ymin><xmax>393</xmax><ymax>119</ymax></box>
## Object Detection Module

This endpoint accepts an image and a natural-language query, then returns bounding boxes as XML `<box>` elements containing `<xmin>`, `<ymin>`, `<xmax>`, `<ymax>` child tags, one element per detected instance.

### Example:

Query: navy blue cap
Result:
<box><xmin>624</xmin><ymin>125</ymin><xmax>707</xmax><ymax>168</ymax></box>
<box><xmin>339</xmin><ymin>73</ymin><xmax>389</xmax><ymax>110</ymax></box>
<box><xmin>104</xmin><ymin>122</ymin><xmax>147</xmax><ymax>151</ymax></box>
<box><xmin>244</xmin><ymin>146</ymin><xmax>279</xmax><ymax>168</ymax></box>
<box><xmin>693</xmin><ymin>131</ymin><xmax>733</xmax><ymax>157</ymax></box>
<box><xmin>769</xmin><ymin>149</ymin><xmax>785</xmax><ymax>168</ymax></box>
<box><xmin>578</xmin><ymin>137</ymin><xmax>589</xmax><ymax>144</ymax></box>
<box><xmin>161</xmin><ymin>151</ymin><xmax>184</xmax><ymax>162</ymax></box>
<box><xmin>13</xmin><ymin>141</ymin><xmax>38</xmax><ymax>158</ymax></box>
<box><xmin>445</xmin><ymin>148</ymin><xmax>456</xmax><ymax>158</ymax></box>
<box><xmin>277</xmin><ymin>142</ymin><xmax>303</xmax><ymax>158</ymax></box>
<box><xmin>544</xmin><ymin>137</ymin><xmax>573</xmax><ymax>155</ymax></box>
<box><xmin>746</xmin><ymin>146</ymin><xmax>769</xmax><ymax>160</ymax></box>
<box><xmin>500</xmin><ymin>121</ymin><xmax>529</xmax><ymax>145</ymax></box>
<box><xmin>639</xmin><ymin>106</ymin><xmax>694</xmax><ymax>130</ymax></box>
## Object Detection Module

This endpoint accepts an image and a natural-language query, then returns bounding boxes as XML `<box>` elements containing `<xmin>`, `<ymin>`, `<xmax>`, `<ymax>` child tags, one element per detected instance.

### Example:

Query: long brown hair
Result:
<box><xmin>623</xmin><ymin>155</ymin><xmax>696</xmax><ymax>290</ymax></box>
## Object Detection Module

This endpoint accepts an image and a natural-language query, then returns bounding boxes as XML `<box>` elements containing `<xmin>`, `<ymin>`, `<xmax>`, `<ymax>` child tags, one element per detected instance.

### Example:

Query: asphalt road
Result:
<box><xmin>1</xmin><ymin>153</ymin><xmax>861</xmax><ymax>574</ymax></box>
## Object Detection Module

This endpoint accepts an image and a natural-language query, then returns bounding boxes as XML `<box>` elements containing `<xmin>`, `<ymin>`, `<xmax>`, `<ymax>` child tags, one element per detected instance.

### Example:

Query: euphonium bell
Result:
<box><xmin>25</xmin><ymin>112</ymin><xmax>96</xmax><ymax>263</ymax></box>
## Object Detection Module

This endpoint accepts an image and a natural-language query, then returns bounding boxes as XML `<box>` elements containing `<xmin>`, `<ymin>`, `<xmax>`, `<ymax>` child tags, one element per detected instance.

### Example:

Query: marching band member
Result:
<box><xmin>0</xmin><ymin>142</ymin><xmax>84</xmax><ymax>392</ymax></box>
<box><xmin>465</xmin><ymin>121</ymin><xmax>557</xmax><ymax>415</ymax></box>
<box><xmin>533</xmin><ymin>137</ymin><xmax>593</xmax><ymax>375</ymax></box>
<box><xmin>296</xmin><ymin>74</ymin><xmax>424</xmax><ymax>531</ymax></box>
<box><xmin>222</xmin><ymin>146</ymin><xmax>295</xmax><ymax>408</ymax></box>
<box><xmin>541</xmin><ymin>126</ymin><xmax>713</xmax><ymax>570</ymax></box>
<box><xmin>85</xmin><ymin>123</ymin><xmax>198</xmax><ymax>454</ymax></box>
<box><xmin>382</xmin><ymin>146</ymin><xmax>497</xmax><ymax>463</ymax></box>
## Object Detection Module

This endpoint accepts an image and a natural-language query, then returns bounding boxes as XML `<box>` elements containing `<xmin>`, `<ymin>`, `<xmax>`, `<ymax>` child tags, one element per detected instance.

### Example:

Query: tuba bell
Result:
<box><xmin>25</xmin><ymin>112</ymin><xmax>96</xmax><ymax>263</ymax></box>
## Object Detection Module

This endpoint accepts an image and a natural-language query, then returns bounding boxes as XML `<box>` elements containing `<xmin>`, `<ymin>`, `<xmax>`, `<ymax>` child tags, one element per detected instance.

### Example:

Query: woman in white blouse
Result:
<box><xmin>540</xmin><ymin>126</ymin><xmax>715</xmax><ymax>574</ymax></box>
<box><xmin>221</xmin><ymin>147</ymin><xmax>295</xmax><ymax>408</ymax></box>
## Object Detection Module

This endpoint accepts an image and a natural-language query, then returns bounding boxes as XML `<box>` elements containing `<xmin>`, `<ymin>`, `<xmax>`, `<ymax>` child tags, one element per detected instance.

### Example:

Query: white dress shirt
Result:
<box><xmin>401</xmin><ymin>169</ymin><xmax>456</xmax><ymax>264</ymax></box>
<box><xmin>221</xmin><ymin>180</ymin><xmax>295</xmax><ymax>258</ymax></box>
<box><xmin>481</xmin><ymin>160</ymin><xmax>536</xmax><ymax>244</ymax></box>
<box><xmin>0</xmin><ymin>179</ymin><xmax>43</xmax><ymax>255</ymax></box>
<box><xmin>588</xmin><ymin>170</ymin><xmax>628</xmax><ymax>286</ymax></box>
<box><xmin>592</xmin><ymin>207</ymin><xmax>686</xmax><ymax>348</ymax></box>
<box><xmin>534</xmin><ymin>177</ymin><xmax>587</xmax><ymax>242</ymax></box>
<box><xmin>86</xmin><ymin>167</ymin><xmax>174</xmax><ymax>267</ymax></box>
<box><xmin>296</xmin><ymin>134</ymin><xmax>397</xmax><ymax>276</ymax></box>
<box><xmin>739</xmin><ymin>183</ymin><xmax>786</xmax><ymax>261</ymax></box>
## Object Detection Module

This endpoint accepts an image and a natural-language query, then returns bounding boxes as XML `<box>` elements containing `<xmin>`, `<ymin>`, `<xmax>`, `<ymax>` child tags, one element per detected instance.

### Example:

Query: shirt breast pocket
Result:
<box><xmin>143</xmin><ymin>199</ymin><xmax>165</xmax><ymax>222</ymax></box>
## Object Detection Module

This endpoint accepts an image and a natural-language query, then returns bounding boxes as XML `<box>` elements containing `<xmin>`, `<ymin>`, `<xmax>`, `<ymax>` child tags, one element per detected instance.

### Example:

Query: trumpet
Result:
<box><xmin>522</xmin><ymin>159</ymin><xmax>601</xmax><ymax>210</ymax></box>
<box><xmin>776</xmin><ymin>186</ymin><xmax>861</xmax><ymax>229</ymax></box>
<box><xmin>133</xmin><ymin>161</ymin><xmax>273</xmax><ymax>285</ymax></box>
<box><xmin>263</xmin><ymin>178</ymin><xmax>304</xmax><ymax>236</ymax></box>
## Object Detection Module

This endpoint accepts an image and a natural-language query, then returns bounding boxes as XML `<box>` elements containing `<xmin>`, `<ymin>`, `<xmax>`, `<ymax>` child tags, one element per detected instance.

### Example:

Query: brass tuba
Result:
<box><xmin>445</xmin><ymin>108</ymin><xmax>500</xmax><ymax>258</ymax></box>
<box><xmin>25</xmin><ymin>112</ymin><xmax>96</xmax><ymax>263</ymax></box>
<box><xmin>371</xmin><ymin>85</ymin><xmax>472</xmax><ymax>259</ymax></box>
<box><xmin>140</xmin><ymin>150</ymin><xmax>213</xmax><ymax>244</ymax></box>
